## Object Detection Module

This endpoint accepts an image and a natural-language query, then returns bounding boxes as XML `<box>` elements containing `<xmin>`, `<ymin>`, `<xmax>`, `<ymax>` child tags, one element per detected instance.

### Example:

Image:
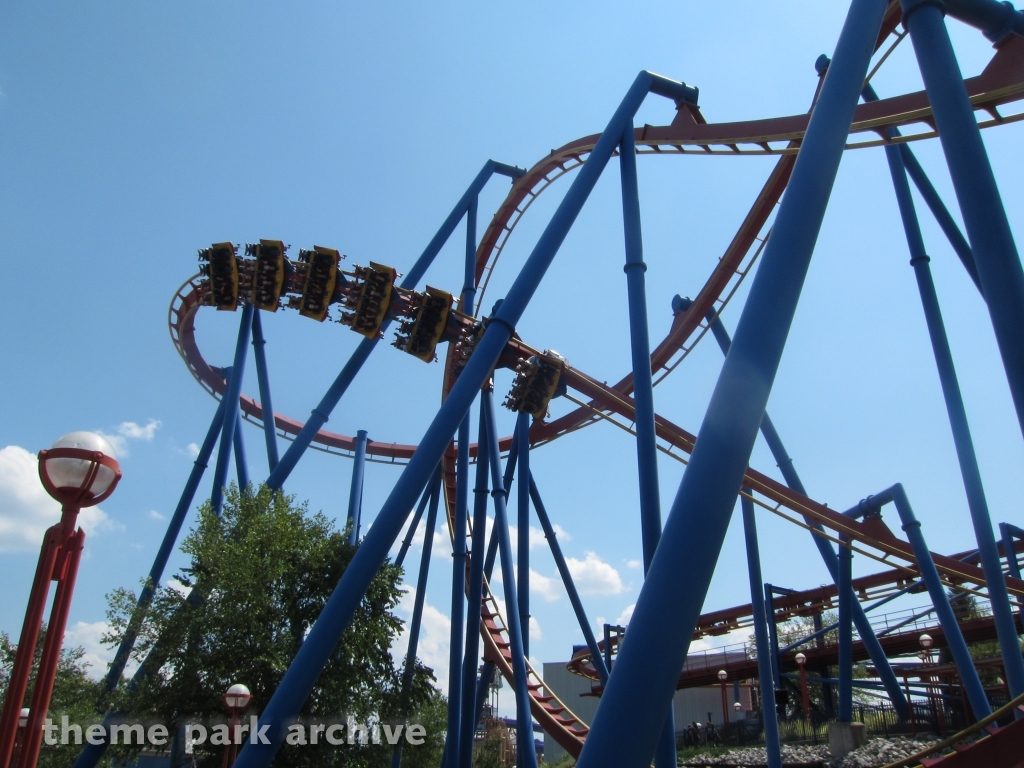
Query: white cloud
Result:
<box><xmin>394</xmin><ymin>586</ymin><xmax>452</xmax><ymax>692</ymax></box>
<box><xmin>187</xmin><ymin>443</ymin><xmax>200</xmax><ymax>458</ymax></box>
<box><xmin>529</xmin><ymin>568</ymin><xmax>562</xmax><ymax>602</ymax></box>
<box><xmin>0</xmin><ymin>446</ymin><xmax>115</xmax><ymax>552</ymax></box>
<box><xmin>566</xmin><ymin>551</ymin><xmax>627</xmax><ymax>595</ymax></box>
<box><xmin>529</xmin><ymin>616</ymin><xmax>543</xmax><ymax>641</ymax></box>
<box><xmin>615</xmin><ymin>604</ymin><xmax>635</xmax><ymax>626</ymax></box>
<box><xmin>626</xmin><ymin>559</ymin><xmax>642</xmax><ymax>570</ymax></box>
<box><xmin>508</xmin><ymin>522</ymin><xmax>570</xmax><ymax>556</ymax></box>
<box><xmin>390</xmin><ymin>510</ymin><xmax>449</xmax><ymax>561</ymax></box>
<box><xmin>96</xmin><ymin>419</ymin><xmax>162</xmax><ymax>458</ymax></box>
<box><xmin>64</xmin><ymin>621</ymin><xmax>122</xmax><ymax>681</ymax></box>
<box><xmin>148</xmin><ymin>510</ymin><xmax>165</xmax><ymax>521</ymax></box>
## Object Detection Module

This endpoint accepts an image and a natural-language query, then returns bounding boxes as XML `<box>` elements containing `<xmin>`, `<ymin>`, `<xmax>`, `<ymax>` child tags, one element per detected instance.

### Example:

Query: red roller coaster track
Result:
<box><xmin>168</xmin><ymin>4</ymin><xmax>1024</xmax><ymax>759</ymax></box>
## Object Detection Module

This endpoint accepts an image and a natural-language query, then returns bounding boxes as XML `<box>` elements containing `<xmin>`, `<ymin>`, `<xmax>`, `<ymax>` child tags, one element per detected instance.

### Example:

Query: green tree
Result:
<box><xmin>104</xmin><ymin>485</ymin><xmax>437</xmax><ymax>768</ymax></box>
<box><xmin>0</xmin><ymin>629</ymin><xmax>110</xmax><ymax>768</ymax></box>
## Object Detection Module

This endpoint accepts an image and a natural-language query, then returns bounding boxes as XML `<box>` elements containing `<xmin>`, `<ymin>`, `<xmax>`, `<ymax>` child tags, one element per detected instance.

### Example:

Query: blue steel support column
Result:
<box><xmin>100</xmin><ymin>397</ymin><xmax>228</xmax><ymax>692</ymax></box>
<box><xmin>1001</xmin><ymin>523</ymin><xmax>1024</xmax><ymax>629</ymax></box>
<box><xmin>517</xmin><ymin>411</ymin><xmax>530</xmax><ymax>658</ymax></box>
<box><xmin>879</xmin><ymin>101</ymin><xmax>1024</xmax><ymax>699</ymax></box>
<box><xmin>346</xmin><ymin>430</ymin><xmax>369</xmax><ymax>546</ymax></box>
<box><xmin>765</xmin><ymin>586</ymin><xmax>782</xmax><ymax>690</ymax></box>
<box><xmin>942</xmin><ymin>0</ymin><xmax>1024</xmax><ymax>40</ymax></box>
<box><xmin>459</xmin><ymin>400</ymin><xmax>491</xmax><ymax>768</ymax></box>
<box><xmin>740</xmin><ymin>495</ymin><xmax>781</xmax><ymax>768</ymax></box>
<box><xmin>472</xmin><ymin>661</ymin><xmax>496</xmax><ymax>732</ymax></box>
<box><xmin>843</xmin><ymin>72</ymin><xmax>981</xmax><ymax>293</ymax></box>
<box><xmin>391</xmin><ymin>468</ymin><xmax>443</xmax><ymax>768</ymax></box>
<box><xmin>861</xmin><ymin>485</ymin><xmax>992</xmax><ymax>717</ymax></box>
<box><xmin>576</xmin><ymin>6</ymin><xmax>889</xmax><ymax>762</ymax></box>
<box><xmin>619</xmin><ymin>122</ymin><xmax>677</xmax><ymax>768</ymax></box>
<box><xmin>232</xmin><ymin>413</ymin><xmax>249</xmax><ymax>491</ymax></box>
<box><xmin>395</xmin><ymin>484</ymin><xmax>433</xmax><ymax>569</ymax></box>
<box><xmin>445</xmin><ymin>415</ymin><xmax>471</xmax><ymax>768</ymax></box>
<box><xmin>265</xmin><ymin>161</ymin><xmax>524</xmax><ymax>491</ymax></box>
<box><xmin>700</xmin><ymin>302</ymin><xmax>911</xmax><ymax>717</ymax></box>
<box><xmin>233</xmin><ymin>72</ymin><xmax>697</xmax><ymax>768</ymax></box>
<box><xmin>462</xmin><ymin>195</ymin><xmax>479</xmax><ymax>314</ymax></box>
<box><xmin>482</xmin><ymin>426</ymin><xmax>520</xmax><ymax>583</ymax></box>
<box><xmin>481</xmin><ymin>389</ymin><xmax>537</xmax><ymax>768</ymax></box>
<box><xmin>903</xmin><ymin>0</ymin><xmax>1024</xmax><ymax>447</ymax></box>
<box><xmin>212</xmin><ymin>303</ymin><xmax>255</xmax><ymax>514</ymax></box>
<box><xmin>250</xmin><ymin>310</ymin><xmax>280</xmax><ymax>472</ymax></box>
<box><xmin>529</xmin><ymin>474</ymin><xmax>610</xmax><ymax>685</ymax></box>
<box><xmin>837</xmin><ymin>535</ymin><xmax>854</xmax><ymax>722</ymax></box>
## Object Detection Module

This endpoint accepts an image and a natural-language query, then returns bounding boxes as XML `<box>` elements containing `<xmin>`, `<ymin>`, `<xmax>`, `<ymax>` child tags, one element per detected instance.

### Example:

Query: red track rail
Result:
<box><xmin>167</xmin><ymin>9</ymin><xmax>1024</xmax><ymax>756</ymax></box>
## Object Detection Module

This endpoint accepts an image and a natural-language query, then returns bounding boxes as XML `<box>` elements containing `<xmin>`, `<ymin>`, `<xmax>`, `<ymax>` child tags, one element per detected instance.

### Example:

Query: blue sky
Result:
<box><xmin>2</xmin><ymin>1</ymin><xmax>1022</xmax><ymax>714</ymax></box>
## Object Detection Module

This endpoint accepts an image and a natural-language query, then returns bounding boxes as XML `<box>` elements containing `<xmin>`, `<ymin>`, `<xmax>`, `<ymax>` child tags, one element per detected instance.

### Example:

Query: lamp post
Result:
<box><xmin>919</xmin><ymin>634</ymin><xmax>941</xmax><ymax>733</ymax></box>
<box><xmin>795</xmin><ymin>652</ymin><xmax>811</xmax><ymax>726</ymax></box>
<box><xmin>717</xmin><ymin>670</ymin><xmax>729</xmax><ymax>740</ymax></box>
<box><xmin>0</xmin><ymin>432</ymin><xmax>121</xmax><ymax>768</ymax></box>
<box><xmin>223</xmin><ymin>684</ymin><xmax>252</xmax><ymax>768</ymax></box>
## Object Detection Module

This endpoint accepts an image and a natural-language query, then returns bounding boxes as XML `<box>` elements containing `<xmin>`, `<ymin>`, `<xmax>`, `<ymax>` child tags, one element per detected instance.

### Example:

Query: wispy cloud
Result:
<box><xmin>148</xmin><ymin>510</ymin><xmax>165</xmax><ymax>521</ymax></box>
<box><xmin>566</xmin><ymin>551</ymin><xmax>627</xmax><ymax>595</ymax></box>
<box><xmin>97</xmin><ymin>419</ymin><xmax>162</xmax><ymax>458</ymax></box>
<box><xmin>0</xmin><ymin>446</ymin><xmax>114</xmax><ymax>552</ymax></box>
<box><xmin>394</xmin><ymin>586</ymin><xmax>452</xmax><ymax>692</ymax></box>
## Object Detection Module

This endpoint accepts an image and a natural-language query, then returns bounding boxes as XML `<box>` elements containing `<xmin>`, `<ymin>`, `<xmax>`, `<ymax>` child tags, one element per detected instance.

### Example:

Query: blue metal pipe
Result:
<box><xmin>459</xmin><ymin>400</ymin><xmax>491</xmax><ymax>768</ymax></box>
<box><xmin>395</xmin><ymin>483</ymin><xmax>433</xmax><ymax>570</ymax></box>
<box><xmin>942</xmin><ymin>0</ymin><xmax>1024</xmax><ymax>42</ymax></box>
<box><xmin>463</xmin><ymin>194</ymin><xmax>479</xmax><ymax>315</ymax></box>
<box><xmin>391</xmin><ymin>468</ymin><xmax>443</xmax><ymax>768</ymax></box>
<box><xmin>232</xmin><ymin>413</ymin><xmax>249</xmax><ymax>491</ymax></box>
<box><xmin>741</xmin><ymin>495</ymin><xmax>782</xmax><ymax>768</ymax></box>
<box><xmin>699</xmin><ymin>301</ymin><xmax>910</xmax><ymax>717</ymax></box>
<box><xmin>481</xmin><ymin>389</ymin><xmax>537</xmax><ymax>768</ymax></box>
<box><xmin>212</xmin><ymin>304</ymin><xmax>255</xmax><ymax>513</ymax></box>
<box><xmin>517</xmin><ymin>411</ymin><xmax>530</xmax><ymax>659</ymax></box>
<box><xmin>878</xmin><ymin>92</ymin><xmax>1024</xmax><ymax>699</ymax></box>
<box><xmin>346</xmin><ymin>430</ymin><xmax>369</xmax><ymax>546</ymax></box>
<box><xmin>1000</xmin><ymin>523</ymin><xmax>1024</xmax><ymax>629</ymax></box>
<box><xmin>484</xmin><ymin>424</ymin><xmax>521</xmax><ymax>582</ymax></box>
<box><xmin>858</xmin><ymin>83</ymin><xmax>980</xmax><ymax>293</ymax></box>
<box><xmin>575</xmin><ymin>5</ymin><xmax>889</xmax><ymax>764</ymax></box>
<box><xmin>619</xmin><ymin>123</ymin><xmax>677</xmax><ymax>768</ymax></box>
<box><xmin>266</xmin><ymin>161</ymin><xmax>524</xmax><ymax>492</ymax></box>
<box><xmin>472</xmin><ymin>661</ymin><xmax>496</xmax><ymax>736</ymax></box>
<box><xmin>445</xmin><ymin>415</ymin><xmax>471</xmax><ymax>768</ymax></box>
<box><xmin>250</xmin><ymin>310</ymin><xmax>280</xmax><ymax>472</ymax></box>
<box><xmin>903</xmin><ymin>0</ymin><xmax>1024</xmax><ymax>452</ymax></box>
<box><xmin>865</xmin><ymin>484</ymin><xmax>992</xmax><ymax>717</ymax></box>
<box><xmin>233</xmin><ymin>71</ymin><xmax>695</xmax><ymax>768</ymax></box>
<box><xmin>529</xmin><ymin>474</ymin><xmax>609</xmax><ymax>685</ymax></box>
<box><xmin>100</xmin><ymin>397</ymin><xmax>228</xmax><ymax>693</ymax></box>
<box><xmin>838</xmin><ymin>535</ymin><xmax>853</xmax><ymax>722</ymax></box>
<box><xmin>765</xmin><ymin>585</ymin><xmax>783</xmax><ymax>690</ymax></box>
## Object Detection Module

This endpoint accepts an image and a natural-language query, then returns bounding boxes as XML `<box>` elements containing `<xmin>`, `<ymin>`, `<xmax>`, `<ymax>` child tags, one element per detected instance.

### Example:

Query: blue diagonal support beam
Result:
<box><xmin>266</xmin><ymin>161</ymin><xmax>524</xmax><ymax>491</ymax></box>
<box><xmin>250</xmin><ymin>310</ymin><xmax>280</xmax><ymax>472</ymax></box>
<box><xmin>233</xmin><ymin>70</ymin><xmax>698</xmax><ymax>768</ymax></box>
<box><xmin>575</xmin><ymin>3</ymin><xmax>889</xmax><ymax>764</ymax></box>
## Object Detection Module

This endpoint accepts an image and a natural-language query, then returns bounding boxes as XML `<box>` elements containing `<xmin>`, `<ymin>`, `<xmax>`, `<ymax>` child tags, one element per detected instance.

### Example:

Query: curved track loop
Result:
<box><xmin>167</xmin><ymin>8</ymin><xmax>1024</xmax><ymax>756</ymax></box>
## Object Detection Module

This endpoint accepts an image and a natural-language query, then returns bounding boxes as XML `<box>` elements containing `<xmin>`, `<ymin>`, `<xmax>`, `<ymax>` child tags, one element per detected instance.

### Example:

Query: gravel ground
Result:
<box><xmin>679</xmin><ymin>736</ymin><xmax>938</xmax><ymax>767</ymax></box>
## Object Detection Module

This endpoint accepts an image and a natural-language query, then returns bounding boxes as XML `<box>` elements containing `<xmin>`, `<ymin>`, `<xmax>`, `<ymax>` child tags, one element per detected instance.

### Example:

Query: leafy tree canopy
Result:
<box><xmin>1</xmin><ymin>629</ymin><xmax>109</xmax><ymax>768</ymax></box>
<box><xmin>104</xmin><ymin>485</ymin><xmax>439</xmax><ymax>767</ymax></box>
